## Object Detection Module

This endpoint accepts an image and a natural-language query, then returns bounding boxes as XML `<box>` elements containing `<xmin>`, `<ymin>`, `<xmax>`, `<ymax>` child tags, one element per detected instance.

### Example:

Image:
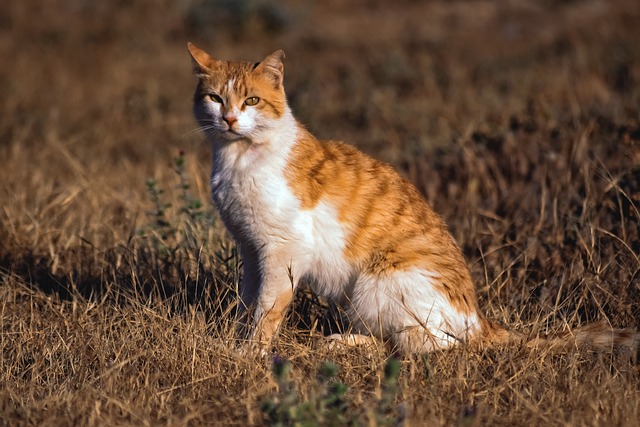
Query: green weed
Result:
<box><xmin>261</xmin><ymin>357</ymin><xmax>404</xmax><ymax>427</ymax></box>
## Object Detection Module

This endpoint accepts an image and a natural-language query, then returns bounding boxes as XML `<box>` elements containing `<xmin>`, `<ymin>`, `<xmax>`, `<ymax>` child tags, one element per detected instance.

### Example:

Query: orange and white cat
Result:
<box><xmin>187</xmin><ymin>42</ymin><xmax>639</xmax><ymax>354</ymax></box>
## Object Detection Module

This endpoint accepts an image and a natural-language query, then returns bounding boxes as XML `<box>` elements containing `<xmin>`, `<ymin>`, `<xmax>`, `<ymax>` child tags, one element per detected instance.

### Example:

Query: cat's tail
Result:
<box><xmin>524</xmin><ymin>321</ymin><xmax>640</xmax><ymax>353</ymax></box>
<box><xmin>479</xmin><ymin>318</ymin><xmax>640</xmax><ymax>353</ymax></box>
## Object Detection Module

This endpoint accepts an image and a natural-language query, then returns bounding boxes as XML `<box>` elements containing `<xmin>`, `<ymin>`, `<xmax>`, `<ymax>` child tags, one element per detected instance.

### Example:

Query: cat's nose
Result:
<box><xmin>223</xmin><ymin>113</ymin><xmax>238</xmax><ymax>127</ymax></box>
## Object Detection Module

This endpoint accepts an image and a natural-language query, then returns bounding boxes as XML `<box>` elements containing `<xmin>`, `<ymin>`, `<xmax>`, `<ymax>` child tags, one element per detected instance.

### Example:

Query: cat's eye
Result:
<box><xmin>207</xmin><ymin>94</ymin><xmax>223</xmax><ymax>104</ymax></box>
<box><xmin>244</xmin><ymin>97</ymin><xmax>260</xmax><ymax>106</ymax></box>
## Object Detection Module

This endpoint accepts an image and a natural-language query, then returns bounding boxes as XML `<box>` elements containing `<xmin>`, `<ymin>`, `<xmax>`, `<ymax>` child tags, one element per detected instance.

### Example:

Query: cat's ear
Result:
<box><xmin>187</xmin><ymin>42</ymin><xmax>216</xmax><ymax>77</ymax></box>
<box><xmin>254</xmin><ymin>50</ymin><xmax>285</xmax><ymax>88</ymax></box>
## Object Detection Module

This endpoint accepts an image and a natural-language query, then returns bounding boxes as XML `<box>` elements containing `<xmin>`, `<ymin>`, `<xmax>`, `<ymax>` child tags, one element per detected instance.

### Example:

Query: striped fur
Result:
<box><xmin>187</xmin><ymin>43</ymin><xmax>640</xmax><ymax>355</ymax></box>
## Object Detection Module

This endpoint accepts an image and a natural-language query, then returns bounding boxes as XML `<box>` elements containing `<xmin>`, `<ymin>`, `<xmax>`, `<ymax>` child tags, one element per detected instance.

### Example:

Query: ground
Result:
<box><xmin>1</xmin><ymin>0</ymin><xmax>639</xmax><ymax>425</ymax></box>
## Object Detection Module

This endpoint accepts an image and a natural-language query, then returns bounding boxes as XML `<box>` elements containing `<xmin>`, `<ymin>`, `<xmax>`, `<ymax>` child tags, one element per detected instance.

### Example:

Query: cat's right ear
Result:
<box><xmin>254</xmin><ymin>50</ymin><xmax>285</xmax><ymax>88</ymax></box>
<box><xmin>187</xmin><ymin>42</ymin><xmax>215</xmax><ymax>77</ymax></box>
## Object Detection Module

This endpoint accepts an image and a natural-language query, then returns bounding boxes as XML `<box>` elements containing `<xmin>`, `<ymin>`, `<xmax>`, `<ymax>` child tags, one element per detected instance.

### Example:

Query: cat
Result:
<box><xmin>187</xmin><ymin>42</ymin><xmax>639</xmax><ymax>354</ymax></box>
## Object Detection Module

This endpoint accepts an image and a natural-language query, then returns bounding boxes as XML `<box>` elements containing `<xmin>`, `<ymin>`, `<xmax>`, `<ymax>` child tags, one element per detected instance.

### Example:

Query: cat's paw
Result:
<box><xmin>326</xmin><ymin>333</ymin><xmax>377</xmax><ymax>350</ymax></box>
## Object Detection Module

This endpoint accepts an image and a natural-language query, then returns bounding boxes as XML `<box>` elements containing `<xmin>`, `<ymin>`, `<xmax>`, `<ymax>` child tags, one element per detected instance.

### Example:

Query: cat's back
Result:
<box><xmin>285</xmin><ymin>130</ymin><xmax>446</xmax><ymax>242</ymax></box>
<box><xmin>287</xmin><ymin>130</ymin><xmax>412</xmax><ymax>207</ymax></box>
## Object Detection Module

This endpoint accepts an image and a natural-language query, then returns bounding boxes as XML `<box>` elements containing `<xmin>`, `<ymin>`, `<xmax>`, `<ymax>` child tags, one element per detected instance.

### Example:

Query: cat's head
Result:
<box><xmin>188</xmin><ymin>42</ymin><xmax>288</xmax><ymax>144</ymax></box>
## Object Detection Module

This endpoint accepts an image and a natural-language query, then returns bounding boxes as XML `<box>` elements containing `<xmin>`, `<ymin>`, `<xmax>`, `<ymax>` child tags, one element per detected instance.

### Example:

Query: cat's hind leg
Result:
<box><xmin>350</xmin><ymin>267</ymin><xmax>482</xmax><ymax>354</ymax></box>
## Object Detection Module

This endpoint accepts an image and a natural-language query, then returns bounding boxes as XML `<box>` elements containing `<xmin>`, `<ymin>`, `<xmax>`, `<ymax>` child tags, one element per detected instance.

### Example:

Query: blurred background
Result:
<box><xmin>0</xmin><ymin>0</ymin><xmax>638</xmax><ymax>319</ymax></box>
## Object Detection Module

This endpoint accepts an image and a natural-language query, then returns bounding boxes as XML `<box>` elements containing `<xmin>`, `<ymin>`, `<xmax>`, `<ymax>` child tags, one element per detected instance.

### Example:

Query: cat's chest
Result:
<box><xmin>211</xmin><ymin>146</ymin><xmax>298</xmax><ymax>240</ymax></box>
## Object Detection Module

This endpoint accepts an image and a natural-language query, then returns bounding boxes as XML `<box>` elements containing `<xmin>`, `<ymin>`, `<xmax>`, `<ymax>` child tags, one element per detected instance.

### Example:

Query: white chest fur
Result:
<box><xmin>211</xmin><ymin>140</ymin><xmax>296</xmax><ymax>245</ymax></box>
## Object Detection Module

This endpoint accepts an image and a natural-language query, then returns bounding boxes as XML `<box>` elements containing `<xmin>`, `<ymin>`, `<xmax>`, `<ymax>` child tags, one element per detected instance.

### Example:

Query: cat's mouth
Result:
<box><xmin>223</xmin><ymin>128</ymin><xmax>242</xmax><ymax>137</ymax></box>
<box><xmin>220</xmin><ymin>123</ymin><xmax>240</xmax><ymax>134</ymax></box>
<box><xmin>220</xmin><ymin>128</ymin><xmax>249</xmax><ymax>141</ymax></box>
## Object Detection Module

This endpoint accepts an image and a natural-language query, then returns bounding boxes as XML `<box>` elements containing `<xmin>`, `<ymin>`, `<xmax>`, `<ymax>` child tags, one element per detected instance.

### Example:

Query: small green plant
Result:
<box><xmin>174</xmin><ymin>153</ymin><xmax>205</xmax><ymax>222</ymax></box>
<box><xmin>144</xmin><ymin>177</ymin><xmax>172</xmax><ymax>235</ymax></box>
<box><xmin>375</xmin><ymin>358</ymin><xmax>401</xmax><ymax>427</ymax></box>
<box><xmin>316</xmin><ymin>361</ymin><xmax>349</xmax><ymax>426</ymax></box>
<box><xmin>261</xmin><ymin>357</ymin><xmax>403</xmax><ymax>427</ymax></box>
<box><xmin>261</xmin><ymin>357</ymin><xmax>323</xmax><ymax>426</ymax></box>
<box><xmin>140</xmin><ymin>151</ymin><xmax>215</xmax><ymax>258</ymax></box>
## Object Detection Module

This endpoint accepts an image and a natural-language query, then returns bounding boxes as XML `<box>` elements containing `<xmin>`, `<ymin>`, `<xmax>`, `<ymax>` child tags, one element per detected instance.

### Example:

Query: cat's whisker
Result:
<box><xmin>176</xmin><ymin>124</ymin><xmax>225</xmax><ymax>143</ymax></box>
<box><xmin>180</xmin><ymin>126</ymin><xmax>213</xmax><ymax>139</ymax></box>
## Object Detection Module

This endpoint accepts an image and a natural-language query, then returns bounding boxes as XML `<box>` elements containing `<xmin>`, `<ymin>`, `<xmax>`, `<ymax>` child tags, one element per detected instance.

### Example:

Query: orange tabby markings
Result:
<box><xmin>188</xmin><ymin>42</ymin><xmax>640</xmax><ymax>355</ymax></box>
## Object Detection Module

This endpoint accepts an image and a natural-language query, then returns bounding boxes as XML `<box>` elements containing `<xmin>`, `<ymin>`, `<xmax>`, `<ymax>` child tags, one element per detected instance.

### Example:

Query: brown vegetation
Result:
<box><xmin>1</xmin><ymin>0</ymin><xmax>639</xmax><ymax>425</ymax></box>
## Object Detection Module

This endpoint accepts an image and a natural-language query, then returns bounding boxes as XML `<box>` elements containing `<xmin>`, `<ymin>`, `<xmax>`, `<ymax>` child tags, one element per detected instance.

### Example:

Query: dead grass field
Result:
<box><xmin>1</xmin><ymin>0</ymin><xmax>639</xmax><ymax>425</ymax></box>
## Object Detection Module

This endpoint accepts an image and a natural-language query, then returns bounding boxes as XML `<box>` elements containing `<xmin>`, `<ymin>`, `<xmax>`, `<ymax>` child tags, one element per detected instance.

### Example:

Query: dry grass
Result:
<box><xmin>1</xmin><ymin>0</ymin><xmax>639</xmax><ymax>425</ymax></box>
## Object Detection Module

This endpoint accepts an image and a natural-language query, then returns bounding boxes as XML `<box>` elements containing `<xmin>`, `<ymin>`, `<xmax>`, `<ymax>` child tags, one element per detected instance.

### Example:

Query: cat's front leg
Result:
<box><xmin>248</xmin><ymin>257</ymin><xmax>297</xmax><ymax>347</ymax></box>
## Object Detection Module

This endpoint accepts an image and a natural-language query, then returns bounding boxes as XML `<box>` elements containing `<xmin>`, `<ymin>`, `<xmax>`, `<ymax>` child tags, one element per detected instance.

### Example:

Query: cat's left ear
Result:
<box><xmin>254</xmin><ymin>50</ymin><xmax>285</xmax><ymax>88</ymax></box>
<box><xmin>187</xmin><ymin>42</ymin><xmax>216</xmax><ymax>77</ymax></box>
